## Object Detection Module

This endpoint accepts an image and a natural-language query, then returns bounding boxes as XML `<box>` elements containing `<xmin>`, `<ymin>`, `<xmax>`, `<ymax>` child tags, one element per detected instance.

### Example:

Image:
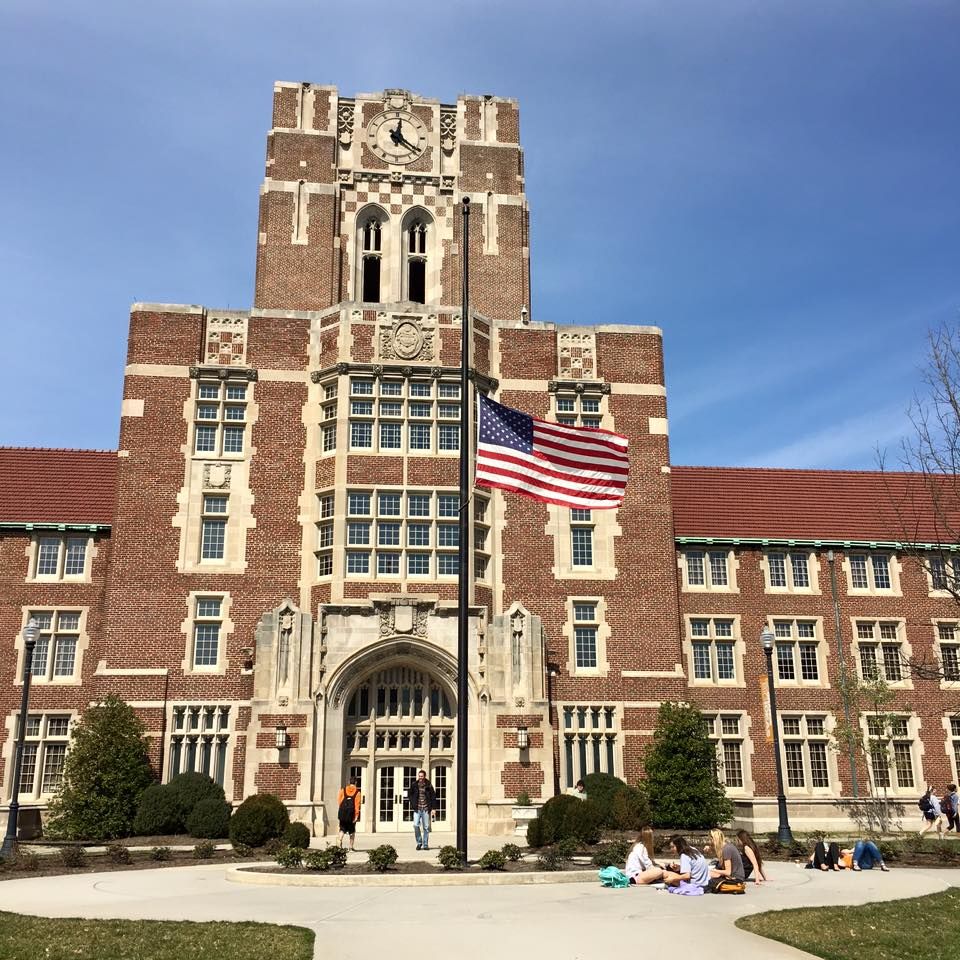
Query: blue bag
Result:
<box><xmin>598</xmin><ymin>866</ymin><xmax>630</xmax><ymax>888</ymax></box>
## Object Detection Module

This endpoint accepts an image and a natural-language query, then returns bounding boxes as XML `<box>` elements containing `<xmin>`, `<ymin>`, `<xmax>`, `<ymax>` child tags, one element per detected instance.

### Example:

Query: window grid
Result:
<box><xmin>849</xmin><ymin>553</ymin><xmax>894</xmax><ymax>592</ymax></box>
<box><xmin>684</xmin><ymin>550</ymin><xmax>732</xmax><ymax>589</ymax></box>
<box><xmin>867</xmin><ymin>715</ymin><xmax>916</xmax><ymax>790</ymax></box>
<box><xmin>27</xmin><ymin>611</ymin><xmax>81</xmax><ymax>682</ymax></box>
<box><xmin>573</xmin><ymin>602</ymin><xmax>599</xmax><ymax>669</ymax></box>
<box><xmin>33</xmin><ymin>536</ymin><xmax>88</xmax><ymax>580</ymax></box>
<box><xmin>704</xmin><ymin>714</ymin><xmax>745</xmax><ymax>789</ymax></box>
<box><xmin>193</xmin><ymin>380</ymin><xmax>247</xmax><ymax>457</ymax></box>
<box><xmin>688</xmin><ymin>618</ymin><xmax>737</xmax><ymax>683</ymax></box>
<box><xmin>856</xmin><ymin>621</ymin><xmax>905</xmax><ymax>683</ymax></box>
<box><xmin>939</xmin><ymin>624</ymin><xmax>960</xmax><ymax>680</ymax></box>
<box><xmin>13</xmin><ymin>713</ymin><xmax>71</xmax><ymax>799</ymax></box>
<box><xmin>781</xmin><ymin>714</ymin><xmax>831</xmax><ymax>790</ymax></box>
<box><xmin>192</xmin><ymin>597</ymin><xmax>223</xmax><ymax>669</ymax></box>
<box><xmin>772</xmin><ymin>620</ymin><xmax>821</xmax><ymax>683</ymax></box>
<box><xmin>553</xmin><ymin>392</ymin><xmax>604</xmax><ymax>430</ymax></box>
<box><xmin>561</xmin><ymin>705</ymin><xmax>618</xmax><ymax>788</ymax></box>
<box><xmin>169</xmin><ymin>705</ymin><xmax>231</xmax><ymax>788</ymax></box>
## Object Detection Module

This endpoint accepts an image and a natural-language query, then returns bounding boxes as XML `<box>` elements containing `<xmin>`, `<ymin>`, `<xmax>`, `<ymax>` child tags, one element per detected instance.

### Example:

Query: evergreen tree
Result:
<box><xmin>46</xmin><ymin>697</ymin><xmax>154</xmax><ymax>841</ymax></box>
<box><xmin>642</xmin><ymin>701</ymin><xmax>733</xmax><ymax>829</ymax></box>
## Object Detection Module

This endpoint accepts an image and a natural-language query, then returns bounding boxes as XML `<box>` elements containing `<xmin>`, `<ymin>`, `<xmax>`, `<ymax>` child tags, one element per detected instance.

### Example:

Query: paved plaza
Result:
<box><xmin>1</xmin><ymin>836</ymin><xmax>958</xmax><ymax>960</ymax></box>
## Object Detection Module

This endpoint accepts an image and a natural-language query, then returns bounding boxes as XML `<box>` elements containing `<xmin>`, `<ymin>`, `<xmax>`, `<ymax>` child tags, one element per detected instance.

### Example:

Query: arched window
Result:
<box><xmin>402</xmin><ymin>211</ymin><xmax>432</xmax><ymax>304</ymax></box>
<box><xmin>361</xmin><ymin>217</ymin><xmax>382</xmax><ymax>303</ymax></box>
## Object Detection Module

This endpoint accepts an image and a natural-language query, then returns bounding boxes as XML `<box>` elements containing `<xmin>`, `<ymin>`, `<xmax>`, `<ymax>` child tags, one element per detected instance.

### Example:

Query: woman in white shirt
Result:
<box><xmin>625</xmin><ymin>826</ymin><xmax>663</xmax><ymax>885</ymax></box>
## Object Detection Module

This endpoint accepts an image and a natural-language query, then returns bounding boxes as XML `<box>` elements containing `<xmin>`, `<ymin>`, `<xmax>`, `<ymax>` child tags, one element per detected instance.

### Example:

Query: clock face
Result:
<box><xmin>367</xmin><ymin>110</ymin><xmax>427</xmax><ymax>164</ymax></box>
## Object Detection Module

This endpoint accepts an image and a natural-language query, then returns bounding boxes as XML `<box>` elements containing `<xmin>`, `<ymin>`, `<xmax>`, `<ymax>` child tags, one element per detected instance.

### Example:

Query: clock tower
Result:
<box><xmin>253</xmin><ymin>85</ymin><xmax>531</xmax><ymax>322</ymax></box>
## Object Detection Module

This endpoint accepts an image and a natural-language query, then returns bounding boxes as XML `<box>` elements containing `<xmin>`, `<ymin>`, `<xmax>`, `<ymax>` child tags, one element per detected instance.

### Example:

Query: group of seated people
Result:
<box><xmin>624</xmin><ymin>827</ymin><xmax>889</xmax><ymax>894</ymax></box>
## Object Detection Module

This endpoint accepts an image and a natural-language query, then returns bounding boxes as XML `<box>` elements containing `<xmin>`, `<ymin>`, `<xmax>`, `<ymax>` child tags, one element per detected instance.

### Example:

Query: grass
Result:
<box><xmin>0</xmin><ymin>912</ymin><xmax>314</xmax><ymax>960</ymax></box>
<box><xmin>736</xmin><ymin>889</ymin><xmax>960</xmax><ymax>960</ymax></box>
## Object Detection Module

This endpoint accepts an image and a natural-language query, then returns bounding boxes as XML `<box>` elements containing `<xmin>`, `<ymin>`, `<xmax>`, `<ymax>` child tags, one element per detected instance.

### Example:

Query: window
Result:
<box><xmin>200</xmin><ymin>495</ymin><xmax>227</xmax><ymax>562</ymax></box>
<box><xmin>688</xmin><ymin>618</ymin><xmax>738</xmax><ymax>683</ymax></box>
<box><xmin>704</xmin><ymin>714</ymin><xmax>745</xmax><ymax>789</ymax></box>
<box><xmin>340</xmin><ymin>489</ymin><xmax>480</xmax><ymax>580</ymax></box>
<box><xmin>27</xmin><ymin>611</ymin><xmax>81</xmax><ymax>682</ymax></box>
<box><xmin>404</xmin><ymin>215</ymin><xmax>430</xmax><ymax>304</ymax></box>
<box><xmin>765</xmin><ymin>551</ymin><xmax>813</xmax><ymax>591</ymax></box>
<box><xmin>169</xmin><ymin>705</ymin><xmax>231</xmax><ymax>789</ymax></box>
<box><xmin>781</xmin><ymin>714</ymin><xmax>831</xmax><ymax>790</ymax></box>
<box><xmin>866</xmin><ymin>715</ymin><xmax>916</xmax><ymax>791</ymax></box>
<box><xmin>938</xmin><ymin>623</ymin><xmax>960</xmax><ymax>681</ymax></box>
<box><xmin>928</xmin><ymin>553</ymin><xmax>958</xmax><ymax>593</ymax></box>
<box><xmin>682</xmin><ymin>549</ymin><xmax>734</xmax><ymax>590</ymax></box>
<box><xmin>360</xmin><ymin>216</ymin><xmax>383</xmax><ymax>302</ymax></box>
<box><xmin>856</xmin><ymin>621</ymin><xmax>905</xmax><ymax>683</ymax></box>
<box><xmin>316</xmin><ymin>493</ymin><xmax>334</xmax><ymax>576</ymax></box>
<box><xmin>561</xmin><ymin>705</ymin><xmax>618</xmax><ymax>788</ymax></box>
<box><xmin>552</xmin><ymin>391</ymin><xmax>604</xmax><ymax>429</ymax></box>
<box><xmin>571</xmin><ymin>510</ymin><xmax>594</xmax><ymax>567</ymax></box>
<box><xmin>950</xmin><ymin>717</ymin><xmax>960</xmax><ymax>781</ymax></box>
<box><xmin>192</xmin><ymin>597</ymin><xmax>222</xmax><ymax>669</ymax></box>
<box><xmin>193</xmin><ymin>380</ymin><xmax>247</xmax><ymax>457</ymax></box>
<box><xmin>847</xmin><ymin>552</ymin><xmax>896</xmax><ymax>593</ymax></box>
<box><xmin>573</xmin><ymin>603</ymin><xmax>598</xmax><ymax>669</ymax></box>
<box><xmin>772</xmin><ymin>619</ymin><xmax>822</xmax><ymax>684</ymax></box>
<box><xmin>32</xmin><ymin>536</ymin><xmax>89</xmax><ymax>580</ymax></box>
<box><xmin>13</xmin><ymin>713</ymin><xmax>71</xmax><ymax>799</ymax></box>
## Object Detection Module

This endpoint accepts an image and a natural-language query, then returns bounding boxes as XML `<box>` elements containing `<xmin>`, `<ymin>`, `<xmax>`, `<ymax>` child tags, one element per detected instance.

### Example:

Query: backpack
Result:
<box><xmin>598</xmin><ymin>866</ymin><xmax>630</xmax><ymax>888</ymax></box>
<box><xmin>710</xmin><ymin>876</ymin><xmax>746</xmax><ymax>895</ymax></box>
<box><xmin>943</xmin><ymin>794</ymin><xmax>954</xmax><ymax>816</ymax></box>
<box><xmin>338</xmin><ymin>788</ymin><xmax>357</xmax><ymax>821</ymax></box>
<box><xmin>919</xmin><ymin>794</ymin><xmax>933</xmax><ymax>813</ymax></box>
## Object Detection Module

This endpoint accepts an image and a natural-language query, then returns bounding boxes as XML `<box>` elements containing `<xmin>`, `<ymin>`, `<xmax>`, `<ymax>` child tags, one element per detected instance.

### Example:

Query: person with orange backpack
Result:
<box><xmin>337</xmin><ymin>777</ymin><xmax>362</xmax><ymax>851</ymax></box>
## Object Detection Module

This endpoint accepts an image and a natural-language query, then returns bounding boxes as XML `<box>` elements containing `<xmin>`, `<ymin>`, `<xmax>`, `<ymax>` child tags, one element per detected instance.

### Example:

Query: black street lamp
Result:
<box><xmin>2</xmin><ymin>618</ymin><xmax>40</xmax><ymax>859</ymax></box>
<box><xmin>761</xmin><ymin>625</ymin><xmax>794</xmax><ymax>845</ymax></box>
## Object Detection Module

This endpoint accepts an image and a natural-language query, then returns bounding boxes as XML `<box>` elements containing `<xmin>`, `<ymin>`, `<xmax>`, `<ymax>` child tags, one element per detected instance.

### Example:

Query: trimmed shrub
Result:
<box><xmin>282</xmin><ymin>822</ymin><xmax>311</xmax><ymax>849</ymax></box>
<box><xmin>231</xmin><ymin>842</ymin><xmax>253</xmax><ymax>858</ymax></box>
<box><xmin>642</xmin><ymin>702</ymin><xmax>733</xmax><ymax>830</ymax></box>
<box><xmin>478</xmin><ymin>849</ymin><xmax>507</xmax><ymax>870</ymax></box>
<box><xmin>193</xmin><ymin>841</ymin><xmax>216</xmax><ymax>859</ymax></box>
<box><xmin>532</xmin><ymin>794</ymin><xmax>604</xmax><ymax>846</ymax></box>
<box><xmin>591</xmin><ymin>838</ymin><xmax>633</xmax><ymax>868</ymax></box>
<box><xmin>59</xmin><ymin>846</ymin><xmax>86</xmax><ymax>868</ymax></box>
<box><xmin>501</xmin><ymin>843</ymin><xmax>523</xmax><ymax>862</ymax></box>
<box><xmin>149</xmin><ymin>846</ymin><xmax>172</xmax><ymax>861</ymax></box>
<box><xmin>132</xmin><ymin>785</ymin><xmax>184</xmax><ymax>837</ymax></box>
<box><xmin>229</xmin><ymin>793</ymin><xmax>289</xmax><ymax>848</ymax></box>
<box><xmin>582</xmin><ymin>773</ymin><xmax>627</xmax><ymax>819</ymax></box>
<box><xmin>263</xmin><ymin>837</ymin><xmax>284</xmax><ymax>856</ymax></box>
<box><xmin>367</xmin><ymin>844</ymin><xmax>398</xmax><ymax>872</ymax></box>
<box><xmin>608</xmin><ymin>786</ymin><xmax>651</xmax><ymax>832</ymax></box>
<box><xmin>304</xmin><ymin>845</ymin><xmax>348</xmax><ymax>871</ymax></box>
<box><xmin>436</xmin><ymin>845</ymin><xmax>464</xmax><ymax>870</ymax></box>
<box><xmin>274</xmin><ymin>845</ymin><xmax>303</xmax><ymax>869</ymax></box>
<box><xmin>537</xmin><ymin>848</ymin><xmax>564</xmax><ymax>871</ymax></box>
<box><xmin>526</xmin><ymin>816</ymin><xmax>544</xmax><ymax>848</ymax></box>
<box><xmin>166</xmin><ymin>773</ymin><xmax>225</xmax><ymax>823</ymax></box>
<box><xmin>187</xmin><ymin>798</ymin><xmax>231</xmax><ymax>839</ymax></box>
<box><xmin>515</xmin><ymin>792</ymin><xmax>531</xmax><ymax>806</ymax></box>
<box><xmin>556</xmin><ymin>837</ymin><xmax>579</xmax><ymax>859</ymax></box>
<box><xmin>46</xmin><ymin>697</ymin><xmax>153</xmax><ymax>841</ymax></box>
<box><xmin>326</xmin><ymin>845</ymin><xmax>347</xmax><ymax>868</ymax></box>
<box><xmin>107</xmin><ymin>844</ymin><xmax>131</xmax><ymax>864</ymax></box>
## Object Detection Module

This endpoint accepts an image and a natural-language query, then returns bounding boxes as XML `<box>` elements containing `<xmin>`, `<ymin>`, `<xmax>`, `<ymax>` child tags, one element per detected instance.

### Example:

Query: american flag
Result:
<box><xmin>476</xmin><ymin>394</ymin><xmax>629</xmax><ymax>510</ymax></box>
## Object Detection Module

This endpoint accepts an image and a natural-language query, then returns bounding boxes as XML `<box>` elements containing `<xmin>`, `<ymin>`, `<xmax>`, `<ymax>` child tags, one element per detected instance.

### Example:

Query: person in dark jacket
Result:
<box><xmin>407</xmin><ymin>769</ymin><xmax>437</xmax><ymax>850</ymax></box>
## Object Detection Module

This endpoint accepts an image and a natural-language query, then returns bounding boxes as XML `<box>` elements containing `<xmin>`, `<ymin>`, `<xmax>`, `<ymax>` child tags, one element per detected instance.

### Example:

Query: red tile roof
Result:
<box><xmin>671</xmin><ymin>466</ymin><xmax>960</xmax><ymax>544</ymax></box>
<box><xmin>0</xmin><ymin>448</ymin><xmax>117</xmax><ymax>526</ymax></box>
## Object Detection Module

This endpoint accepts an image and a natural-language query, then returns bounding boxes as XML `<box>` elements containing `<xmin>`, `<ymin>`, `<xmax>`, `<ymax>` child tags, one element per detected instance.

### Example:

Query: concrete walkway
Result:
<box><xmin>0</xmin><ymin>845</ymin><xmax>958</xmax><ymax>960</ymax></box>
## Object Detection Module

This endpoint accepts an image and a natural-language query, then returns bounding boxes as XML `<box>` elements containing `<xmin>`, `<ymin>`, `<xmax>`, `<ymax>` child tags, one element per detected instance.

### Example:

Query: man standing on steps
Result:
<box><xmin>337</xmin><ymin>777</ymin><xmax>362</xmax><ymax>851</ymax></box>
<box><xmin>407</xmin><ymin>769</ymin><xmax>436</xmax><ymax>850</ymax></box>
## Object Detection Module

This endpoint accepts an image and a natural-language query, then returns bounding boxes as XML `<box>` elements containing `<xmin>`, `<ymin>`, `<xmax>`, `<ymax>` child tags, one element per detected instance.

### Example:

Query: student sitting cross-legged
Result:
<box><xmin>661</xmin><ymin>835</ymin><xmax>711</xmax><ymax>896</ymax></box>
<box><xmin>707</xmin><ymin>828</ymin><xmax>745</xmax><ymax>890</ymax></box>
<box><xmin>625</xmin><ymin>825</ymin><xmax>664</xmax><ymax>886</ymax></box>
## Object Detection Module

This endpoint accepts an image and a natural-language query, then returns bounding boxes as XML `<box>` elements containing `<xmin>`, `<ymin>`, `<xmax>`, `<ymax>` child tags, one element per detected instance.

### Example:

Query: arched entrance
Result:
<box><xmin>342</xmin><ymin>664</ymin><xmax>454</xmax><ymax>832</ymax></box>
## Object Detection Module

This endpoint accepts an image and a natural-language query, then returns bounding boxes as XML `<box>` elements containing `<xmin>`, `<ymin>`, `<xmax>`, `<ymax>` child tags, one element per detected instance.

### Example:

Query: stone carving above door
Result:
<box><xmin>374</xmin><ymin>597</ymin><xmax>433</xmax><ymax>638</ymax></box>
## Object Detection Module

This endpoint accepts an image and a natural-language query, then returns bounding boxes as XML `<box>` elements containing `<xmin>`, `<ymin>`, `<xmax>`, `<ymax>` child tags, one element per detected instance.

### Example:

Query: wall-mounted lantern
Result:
<box><xmin>275</xmin><ymin>725</ymin><xmax>288</xmax><ymax>750</ymax></box>
<box><xmin>517</xmin><ymin>726</ymin><xmax>529</xmax><ymax>750</ymax></box>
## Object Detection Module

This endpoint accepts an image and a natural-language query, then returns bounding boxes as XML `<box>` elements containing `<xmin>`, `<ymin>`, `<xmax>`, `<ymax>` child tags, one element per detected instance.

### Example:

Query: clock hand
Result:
<box><xmin>389</xmin><ymin>125</ymin><xmax>403</xmax><ymax>146</ymax></box>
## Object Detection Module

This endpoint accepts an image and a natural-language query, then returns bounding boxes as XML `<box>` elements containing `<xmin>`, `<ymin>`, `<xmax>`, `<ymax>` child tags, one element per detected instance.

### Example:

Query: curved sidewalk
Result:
<box><xmin>0</xmin><ymin>858</ymin><xmax>957</xmax><ymax>960</ymax></box>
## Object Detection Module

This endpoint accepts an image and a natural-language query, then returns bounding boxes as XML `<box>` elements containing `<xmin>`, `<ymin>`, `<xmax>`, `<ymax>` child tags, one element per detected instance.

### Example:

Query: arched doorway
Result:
<box><xmin>342</xmin><ymin>664</ymin><xmax>454</xmax><ymax>832</ymax></box>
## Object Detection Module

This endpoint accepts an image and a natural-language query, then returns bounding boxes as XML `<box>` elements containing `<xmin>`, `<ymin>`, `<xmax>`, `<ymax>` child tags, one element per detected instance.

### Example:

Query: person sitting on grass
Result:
<box><xmin>736</xmin><ymin>829</ymin><xmax>767</xmax><ymax>884</ymax></box>
<box><xmin>807</xmin><ymin>838</ymin><xmax>842</xmax><ymax>871</ymax></box>
<box><xmin>707</xmin><ymin>828</ymin><xmax>745</xmax><ymax>888</ymax></box>
<box><xmin>846</xmin><ymin>839</ymin><xmax>890</xmax><ymax>872</ymax></box>
<box><xmin>625</xmin><ymin>825</ymin><xmax>663</xmax><ymax>885</ymax></box>
<box><xmin>661</xmin><ymin>835</ymin><xmax>710</xmax><ymax>896</ymax></box>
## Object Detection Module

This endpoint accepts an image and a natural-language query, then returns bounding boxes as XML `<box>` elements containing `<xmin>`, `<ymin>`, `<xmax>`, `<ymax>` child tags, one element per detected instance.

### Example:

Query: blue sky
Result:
<box><xmin>2</xmin><ymin>0</ymin><xmax>958</xmax><ymax>469</ymax></box>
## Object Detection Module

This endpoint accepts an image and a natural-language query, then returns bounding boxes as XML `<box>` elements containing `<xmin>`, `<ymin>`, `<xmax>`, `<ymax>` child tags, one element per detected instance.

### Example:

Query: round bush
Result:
<box><xmin>107</xmin><ymin>844</ymin><xmax>131</xmax><ymax>864</ymax></box>
<box><xmin>282</xmin><ymin>822</ymin><xmax>311</xmax><ymax>849</ymax></box>
<box><xmin>501</xmin><ymin>843</ymin><xmax>523</xmax><ymax>862</ymax></box>
<box><xmin>478</xmin><ymin>849</ymin><xmax>507</xmax><ymax>870</ymax></box>
<box><xmin>535</xmin><ymin>794</ymin><xmax>604</xmax><ymax>846</ymax></box>
<box><xmin>187</xmin><ymin>798</ymin><xmax>231</xmax><ymax>839</ymax></box>
<box><xmin>132</xmin><ymin>784</ymin><xmax>184</xmax><ymax>836</ymax></box>
<box><xmin>274</xmin><ymin>845</ymin><xmax>303</xmax><ymax>869</ymax></box>
<box><xmin>608</xmin><ymin>785</ymin><xmax>651</xmax><ymax>832</ymax></box>
<box><xmin>229</xmin><ymin>793</ymin><xmax>289</xmax><ymax>848</ymax></box>
<box><xmin>436</xmin><ymin>845</ymin><xmax>464</xmax><ymax>870</ymax></box>
<box><xmin>526</xmin><ymin>816</ymin><xmax>544</xmax><ymax>848</ymax></box>
<box><xmin>367</xmin><ymin>844</ymin><xmax>398</xmax><ymax>872</ymax></box>
<box><xmin>59</xmin><ymin>846</ymin><xmax>86</xmax><ymax>868</ymax></box>
<box><xmin>582</xmin><ymin>772</ymin><xmax>627</xmax><ymax>810</ymax></box>
<box><xmin>166</xmin><ymin>773</ymin><xmax>225</xmax><ymax>821</ymax></box>
<box><xmin>192</xmin><ymin>840</ymin><xmax>216</xmax><ymax>859</ymax></box>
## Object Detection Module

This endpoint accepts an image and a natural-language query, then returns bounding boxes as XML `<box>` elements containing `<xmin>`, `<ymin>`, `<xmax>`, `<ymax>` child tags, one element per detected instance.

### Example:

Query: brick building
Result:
<box><xmin>1</xmin><ymin>84</ymin><xmax>958</xmax><ymax>835</ymax></box>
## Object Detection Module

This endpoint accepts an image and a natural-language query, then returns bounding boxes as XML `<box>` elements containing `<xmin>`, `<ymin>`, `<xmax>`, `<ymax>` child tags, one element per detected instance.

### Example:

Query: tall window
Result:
<box><xmin>28</xmin><ymin>611</ymin><xmax>81</xmax><ymax>682</ymax></box>
<box><xmin>772</xmin><ymin>619</ymin><xmax>821</xmax><ymax>683</ymax></box>
<box><xmin>781</xmin><ymin>714</ymin><xmax>831</xmax><ymax>790</ymax></box>
<box><xmin>688</xmin><ymin>617</ymin><xmax>738</xmax><ymax>683</ymax></box>
<box><xmin>200</xmin><ymin>495</ymin><xmax>228</xmax><ymax>562</ymax></box>
<box><xmin>14</xmin><ymin>713</ymin><xmax>70</xmax><ymax>799</ymax></box>
<box><xmin>406</xmin><ymin>218</ymin><xmax>427</xmax><ymax>303</ymax></box>
<box><xmin>867</xmin><ymin>716</ymin><xmax>916</xmax><ymax>790</ymax></box>
<box><xmin>573</xmin><ymin>602</ymin><xmax>599</xmax><ymax>669</ymax></box>
<box><xmin>168</xmin><ymin>705</ymin><xmax>231</xmax><ymax>788</ymax></box>
<box><xmin>856</xmin><ymin>620</ymin><xmax>905</xmax><ymax>683</ymax></box>
<box><xmin>950</xmin><ymin>717</ymin><xmax>960</xmax><ymax>780</ymax></box>
<box><xmin>194</xmin><ymin>380</ymin><xmax>247</xmax><ymax>457</ymax></box>
<box><xmin>561</xmin><ymin>706</ymin><xmax>618</xmax><ymax>788</ymax></box>
<box><xmin>32</xmin><ymin>536</ymin><xmax>88</xmax><ymax>580</ymax></box>
<box><xmin>704</xmin><ymin>714</ymin><xmax>745</xmax><ymax>789</ymax></box>
<box><xmin>571</xmin><ymin>509</ymin><xmax>594</xmax><ymax>567</ymax></box>
<box><xmin>938</xmin><ymin>622</ymin><xmax>960</xmax><ymax>681</ymax></box>
<box><xmin>361</xmin><ymin>217</ymin><xmax>382</xmax><ymax>302</ymax></box>
<box><xmin>193</xmin><ymin>597</ymin><xmax>223</xmax><ymax>669</ymax></box>
<box><xmin>321</xmin><ymin>380</ymin><xmax>337</xmax><ymax>454</ymax></box>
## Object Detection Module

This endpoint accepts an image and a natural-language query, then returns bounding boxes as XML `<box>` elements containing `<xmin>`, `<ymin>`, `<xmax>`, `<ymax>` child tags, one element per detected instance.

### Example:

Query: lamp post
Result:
<box><xmin>761</xmin><ymin>625</ymin><xmax>794</xmax><ymax>845</ymax></box>
<box><xmin>2</xmin><ymin>618</ymin><xmax>39</xmax><ymax>859</ymax></box>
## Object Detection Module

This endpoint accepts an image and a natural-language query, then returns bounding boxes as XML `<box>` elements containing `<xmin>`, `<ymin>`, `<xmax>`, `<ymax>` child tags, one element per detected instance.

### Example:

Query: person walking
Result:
<box><xmin>337</xmin><ymin>777</ymin><xmax>362</xmax><ymax>851</ymax></box>
<box><xmin>407</xmin><ymin>768</ymin><xmax>436</xmax><ymax>850</ymax></box>
<box><xmin>919</xmin><ymin>786</ymin><xmax>944</xmax><ymax>837</ymax></box>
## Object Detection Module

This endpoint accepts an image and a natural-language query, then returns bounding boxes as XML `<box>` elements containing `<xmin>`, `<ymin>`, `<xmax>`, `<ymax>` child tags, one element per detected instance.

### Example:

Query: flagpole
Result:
<box><xmin>456</xmin><ymin>196</ymin><xmax>471</xmax><ymax>864</ymax></box>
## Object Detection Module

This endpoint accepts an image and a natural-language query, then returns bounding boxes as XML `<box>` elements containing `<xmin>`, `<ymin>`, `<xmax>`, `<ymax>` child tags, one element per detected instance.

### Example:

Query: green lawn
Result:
<box><xmin>0</xmin><ymin>912</ymin><xmax>314</xmax><ymax>960</ymax></box>
<box><xmin>736</xmin><ymin>889</ymin><xmax>960</xmax><ymax>960</ymax></box>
